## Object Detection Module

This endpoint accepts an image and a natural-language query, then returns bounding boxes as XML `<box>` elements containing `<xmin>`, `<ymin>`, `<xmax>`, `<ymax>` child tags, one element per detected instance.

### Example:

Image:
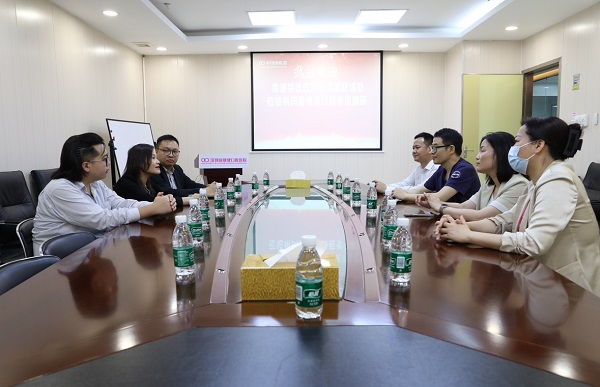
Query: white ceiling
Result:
<box><xmin>47</xmin><ymin>0</ymin><xmax>600</xmax><ymax>55</ymax></box>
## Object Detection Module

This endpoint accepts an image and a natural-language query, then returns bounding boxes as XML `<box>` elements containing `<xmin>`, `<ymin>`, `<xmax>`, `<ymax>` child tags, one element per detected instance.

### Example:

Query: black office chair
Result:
<box><xmin>0</xmin><ymin>171</ymin><xmax>36</xmax><ymax>260</ymax></box>
<box><xmin>0</xmin><ymin>255</ymin><xmax>60</xmax><ymax>296</ymax></box>
<box><xmin>16</xmin><ymin>218</ymin><xmax>35</xmax><ymax>257</ymax></box>
<box><xmin>41</xmin><ymin>232</ymin><xmax>97</xmax><ymax>259</ymax></box>
<box><xmin>30</xmin><ymin>168</ymin><xmax>58</xmax><ymax>205</ymax></box>
<box><xmin>582</xmin><ymin>162</ymin><xmax>600</xmax><ymax>224</ymax></box>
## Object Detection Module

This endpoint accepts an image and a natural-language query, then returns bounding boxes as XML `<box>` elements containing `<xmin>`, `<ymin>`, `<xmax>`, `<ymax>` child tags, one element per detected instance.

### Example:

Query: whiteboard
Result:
<box><xmin>106</xmin><ymin>119</ymin><xmax>155</xmax><ymax>177</ymax></box>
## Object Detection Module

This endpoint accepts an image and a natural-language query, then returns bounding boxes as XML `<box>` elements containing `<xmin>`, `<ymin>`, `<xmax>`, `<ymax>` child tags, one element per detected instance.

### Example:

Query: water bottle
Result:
<box><xmin>215</xmin><ymin>216</ymin><xmax>226</xmax><ymax>239</ymax></box>
<box><xmin>351</xmin><ymin>178</ymin><xmax>361</xmax><ymax>208</ymax></box>
<box><xmin>327</xmin><ymin>170</ymin><xmax>334</xmax><ymax>192</ymax></box>
<box><xmin>214</xmin><ymin>182</ymin><xmax>225</xmax><ymax>218</ymax></box>
<box><xmin>198</xmin><ymin>188</ymin><xmax>210</xmax><ymax>231</ymax></box>
<box><xmin>172</xmin><ymin>215</ymin><xmax>195</xmax><ymax>283</ymax></box>
<box><xmin>390</xmin><ymin>218</ymin><xmax>412</xmax><ymax>287</ymax></box>
<box><xmin>234</xmin><ymin>173</ymin><xmax>242</xmax><ymax>198</ymax></box>
<box><xmin>380</xmin><ymin>187</ymin><xmax>393</xmax><ymax>221</ymax></box>
<box><xmin>366</xmin><ymin>182</ymin><xmax>377</xmax><ymax>218</ymax></box>
<box><xmin>226</xmin><ymin>177</ymin><xmax>235</xmax><ymax>207</ymax></box>
<box><xmin>295</xmin><ymin>235</ymin><xmax>323</xmax><ymax>319</ymax></box>
<box><xmin>335</xmin><ymin>172</ymin><xmax>343</xmax><ymax>196</ymax></box>
<box><xmin>263</xmin><ymin>170</ymin><xmax>270</xmax><ymax>190</ymax></box>
<box><xmin>251</xmin><ymin>172</ymin><xmax>259</xmax><ymax>195</ymax></box>
<box><xmin>381</xmin><ymin>199</ymin><xmax>398</xmax><ymax>252</ymax></box>
<box><xmin>187</xmin><ymin>199</ymin><xmax>203</xmax><ymax>248</ymax></box>
<box><xmin>342</xmin><ymin>175</ymin><xmax>351</xmax><ymax>202</ymax></box>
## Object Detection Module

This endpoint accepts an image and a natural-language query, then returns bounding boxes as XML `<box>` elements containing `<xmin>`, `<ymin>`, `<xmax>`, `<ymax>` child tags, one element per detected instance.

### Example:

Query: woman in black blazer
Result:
<box><xmin>113</xmin><ymin>144</ymin><xmax>166</xmax><ymax>203</ymax></box>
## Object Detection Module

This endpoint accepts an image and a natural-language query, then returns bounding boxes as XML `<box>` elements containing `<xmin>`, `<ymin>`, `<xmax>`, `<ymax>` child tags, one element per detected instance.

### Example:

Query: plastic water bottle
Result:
<box><xmin>366</xmin><ymin>182</ymin><xmax>377</xmax><ymax>218</ymax></box>
<box><xmin>263</xmin><ymin>170</ymin><xmax>270</xmax><ymax>190</ymax></box>
<box><xmin>172</xmin><ymin>215</ymin><xmax>195</xmax><ymax>283</ymax></box>
<box><xmin>187</xmin><ymin>199</ymin><xmax>203</xmax><ymax>248</ymax></box>
<box><xmin>342</xmin><ymin>175</ymin><xmax>351</xmax><ymax>201</ymax></box>
<box><xmin>295</xmin><ymin>235</ymin><xmax>323</xmax><ymax>319</ymax></box>
<box><xmin>390</xmin><ymin>218</ymin><xmax>412</xmax><ymax>287</ymax></box>
<box><xmin>327</xmin><ymin>170</ymin><xmax>334</xmax><ymax>192</ymax></box>
<box><xmin>381</xmin><ymin>199</ymin><xmax>398</xmax><ymax>252</ymax></box>
<box><xmin>351</xmin><ymin>178</ymin><xmax>361</xmax><ymax>207</ymax></box>
<box><xmin>226</xmin><ymin>177</ymin><xmax>235</xmax><ymax>207</ymax></box>
<box><xmin>335</xmin><ymin>172</ymin><xmax>343</xmax><ymax>196</ymax></box>
<box><xmin>198</xmin><ymin>188</ymin><xmax>210</xmax><ymax>231</ymax></box>
<box><xmin>214</xmin><ymin>182</ymin><xmax>225</xmax><ymax>218</ymax></box>
<box><xmin>380</xmin><ymin>187</ymin><xmax>393</xmax><ymax>222</ymax></box>
<box><xmin>251</xmin><ymin>172</ymin><xmax>259</xmax><ymax>195</ymax></box>
<box><xmin>234</xmin><ymin>173</ymin><xmax>242</xmax><ymax>198</ymax></box>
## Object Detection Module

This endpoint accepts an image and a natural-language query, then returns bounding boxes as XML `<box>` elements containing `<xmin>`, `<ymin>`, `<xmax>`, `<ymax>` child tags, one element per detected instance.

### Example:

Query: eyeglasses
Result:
<box><xmin>158</xmin><ymin>148</ymin><xmax>180</xmax><ymax>156</ymax></box>
<box><xmin>429</xmin><ymin>145</ymin><xmax>450</xmax><ymax>154</ymax></box>
<box><xmin>87</xmin><ymin>157</ymin><xmax>110</xmax><ymax>166</ymax></box>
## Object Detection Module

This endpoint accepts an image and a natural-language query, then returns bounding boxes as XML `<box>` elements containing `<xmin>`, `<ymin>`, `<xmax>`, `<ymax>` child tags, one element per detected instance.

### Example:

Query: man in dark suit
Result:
<box><xmin>150</xmin><ymin>135</ymin><xmax>216</xmax><ymax>205</ymax></box>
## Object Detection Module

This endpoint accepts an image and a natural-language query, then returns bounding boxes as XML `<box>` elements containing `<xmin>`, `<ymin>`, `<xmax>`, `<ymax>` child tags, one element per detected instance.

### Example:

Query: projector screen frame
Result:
<box><xmin>251</xmin><ymin>51</ymin><xmax>383</xmax><ymax>152</ymax></box>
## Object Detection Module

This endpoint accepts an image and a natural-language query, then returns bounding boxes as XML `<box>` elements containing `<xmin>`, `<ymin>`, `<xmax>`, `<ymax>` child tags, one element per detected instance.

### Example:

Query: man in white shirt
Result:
<box><xmin>373</xmin><ymin>132</ymin><xmax>438</xmax><ymax>193</ymax></box>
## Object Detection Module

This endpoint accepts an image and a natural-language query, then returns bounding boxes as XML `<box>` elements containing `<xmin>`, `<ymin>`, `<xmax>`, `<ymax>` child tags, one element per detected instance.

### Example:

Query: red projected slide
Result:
<box><xmin>252</xmin><ymin>52</ymin><xmax>382</xmax><ymax>151</ymax></box>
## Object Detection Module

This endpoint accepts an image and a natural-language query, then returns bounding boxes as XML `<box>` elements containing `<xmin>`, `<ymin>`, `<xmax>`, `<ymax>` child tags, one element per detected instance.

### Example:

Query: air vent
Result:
<box><xmin>132</xmin><ymin>42</ymin><xmax>152</xmax><ymax>48</ymax></box>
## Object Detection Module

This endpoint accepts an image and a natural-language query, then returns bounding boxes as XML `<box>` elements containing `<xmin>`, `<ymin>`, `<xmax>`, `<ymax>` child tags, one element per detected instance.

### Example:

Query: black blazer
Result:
<box><xmin>113</xmin><ymin>175</ymin><xmax>156</xmax><ymax>202</ymax></box>
<box><xmin>149</xmin><ymin>165</ymin><xmax>206</xmax><ymax>207</ymax></box>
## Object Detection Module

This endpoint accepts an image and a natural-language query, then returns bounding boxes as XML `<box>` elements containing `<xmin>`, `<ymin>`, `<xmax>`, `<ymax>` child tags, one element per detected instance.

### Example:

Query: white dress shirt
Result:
<box><xmin>33</xmin><ymin>178</ymin><xmax>150</xmax><ymax>254</ymax></box>
<box><xmin>388</xmin><ymin>160</ymin><xmax>439</xmax><ymax>191</ymax></box>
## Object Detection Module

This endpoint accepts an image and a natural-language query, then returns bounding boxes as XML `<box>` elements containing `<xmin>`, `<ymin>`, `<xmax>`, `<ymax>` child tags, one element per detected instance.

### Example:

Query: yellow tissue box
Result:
<box><xmin>241</xmin><ymin>253</ymin><xmax>339</xmax><ymax>301</ymax></box>
<box><xmin>285</xmin><ymin>179</ymin><xmax>311</xmax><ymax>189</ymax></box>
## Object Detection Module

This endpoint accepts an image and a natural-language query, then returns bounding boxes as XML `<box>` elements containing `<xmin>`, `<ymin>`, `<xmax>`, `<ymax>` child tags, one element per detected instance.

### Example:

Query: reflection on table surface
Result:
<box><xmin>0</xmin><ymin>182</ymin><xmax>599</xmax><ymax>385</ymax></box>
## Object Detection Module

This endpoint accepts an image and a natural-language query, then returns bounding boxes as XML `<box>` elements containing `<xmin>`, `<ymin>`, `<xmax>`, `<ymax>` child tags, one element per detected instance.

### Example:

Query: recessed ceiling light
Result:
<box><xmin>156</xmin><ymin>47</ymin><xmax>167</xmax><ymax>52</ymax></box>
<box><xmin>247</xmin><ymin>11</ymin><xmax>295</xmax><ymax>26</ymax></box>
<box><xmin>356</xmin><ymin>10</ymin><xmax>406</xmax><ymax>24</ymax></box>
<box><xmin>318</xmin><ymin>44</ymin><xmax>328</xmax><ymax>49</ymax></box>
<box><xmin>103</xmin><ymin>10</ymin><xmax>118</xmax><ymax>17</ymax></box>
<box><xmin>237</xmin><ymin>45</ymin><xmax>248</xmax><ymax>50</ymax></box>
<box><xmin>505</xmin><ymin>26</ymin><xmax>518</xmax><ymax>31</ymax></box>
<box><xmin>398</xmin><ymin>43</ymin><xmax>409</xmax><ymax>48</ymax></box>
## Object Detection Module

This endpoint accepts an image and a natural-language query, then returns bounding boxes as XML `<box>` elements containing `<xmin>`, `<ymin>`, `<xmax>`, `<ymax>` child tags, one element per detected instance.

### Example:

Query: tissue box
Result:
<box><xmin>241</xmin><ymin>253</ymin><xmax>339</xmax><ymax>301</ymax></box>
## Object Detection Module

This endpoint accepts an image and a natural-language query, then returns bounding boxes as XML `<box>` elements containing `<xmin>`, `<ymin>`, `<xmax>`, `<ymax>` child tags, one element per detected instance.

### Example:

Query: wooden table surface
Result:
<box><xmin>1</xmin><ymin>183</ymin><xmax>599</xmax><ymax>385</ymax></box>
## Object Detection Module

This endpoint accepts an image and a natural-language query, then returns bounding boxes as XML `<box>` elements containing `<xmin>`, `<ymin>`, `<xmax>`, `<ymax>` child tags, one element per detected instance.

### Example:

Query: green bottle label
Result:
<box><xmin>214</xmin><ymin>199</ymin><xmax>225</xmax><ymax>210</ymax></box>
<box><xmin>383</xmin><ymin>224</ymin><xmax>398</xmax><ymax>241</ymax></box>
<box><xmin>252</xmin><ymin>182</ymin><xmax>259</xmax><ymax>190</ymax></box>
<box><xmin>367</xmin><ymin>199</ymin><xmax>377</xmax><ymax>210</ymax></box>
<box><xmin>188</xmin><ymin>222</ymin><xmax>203</xmax><ymax>239</ymax></box>
<box><xmin>227</xmin><ymin>191</ymin><xmax>235</xmax><ymax>200</ymax></box>
<box><xmin>343</xmin><ymin>186</ymin><xmax>350</xmax><ymax>195</ymax></box>
<box><xmin>327</xmin><ymin>178</ymin><xmax>334</xmax><ymax>186</ymax></box>
<box><xmin>352</xmin><ymin>192</ymin><xmax>361</xmax><ymax>201</ymax></box>
<box><xmin>335</xmin><ymin>182</ymin><xmax>342</xmax><ymax>190</ymax></box>
<box><xmin>390</xmin><ymin>251</ymin><xmax>412</xmax><ymax>274</ymax></box>
<box><xmin>173</xmin><ymin>246</ymin><xmax>194</xmax><ymax>268</ymax></box>
<box><xmin>200</xmin><ymin>208</ymin><xmax>209</xmax><ymax>221</ymax></box>
<box><xmin>235</xmin><ymin>185</ymin><xmax>242</xmax><ymax>193</ymax></box>
<box><xmin>295</xmin><ymin>279</ymin><xmax>323</xmax><ymax>308</ymax></box>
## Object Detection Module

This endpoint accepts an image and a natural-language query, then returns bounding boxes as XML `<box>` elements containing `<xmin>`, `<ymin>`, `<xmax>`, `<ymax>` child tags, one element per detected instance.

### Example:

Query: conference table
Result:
<box><xmin>1</xmin><ymin>182</ymin><xmax>599</xmax><ymax>386</ymax></box>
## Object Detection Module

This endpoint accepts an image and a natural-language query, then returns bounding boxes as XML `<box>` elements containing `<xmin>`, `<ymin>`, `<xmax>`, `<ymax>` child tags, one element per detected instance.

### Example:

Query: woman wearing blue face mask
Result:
<box><xmin>437</xmin><ymin>116</ymin><xmax>600</xmax><ymax>295</ymax></box>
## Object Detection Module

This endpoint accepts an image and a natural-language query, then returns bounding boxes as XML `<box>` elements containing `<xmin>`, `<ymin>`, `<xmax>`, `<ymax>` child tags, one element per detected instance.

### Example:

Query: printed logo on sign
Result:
<box><xmin>451</xmin><ymin>171</ymin><xmax>461</xmax><ymax>179</ymax></box>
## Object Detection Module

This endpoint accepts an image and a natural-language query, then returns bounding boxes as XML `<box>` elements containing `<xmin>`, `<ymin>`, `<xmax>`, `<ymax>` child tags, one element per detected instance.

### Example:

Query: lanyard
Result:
<box><xmin>517</xmin><ymin>203</ymin><xmax>529</xmax><ymax>231</ymax></box>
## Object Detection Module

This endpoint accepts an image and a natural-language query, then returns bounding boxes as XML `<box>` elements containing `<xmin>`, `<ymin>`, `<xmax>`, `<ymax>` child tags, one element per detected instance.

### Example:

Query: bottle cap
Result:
<box><xmin>354</xmin><ymin>177</ymin><xmax>359</xmax><ymax>182</ymax></box>
<box><xmin>189</xmin><ymin>199</ymin><xmax>198</xmax><ymax>206</ymax></box>
<box><xmin>236</xmin><ymin>174</ymin><xmax>240</xmax><ymax>177</ymax></box>
<box><xmin>200</xmin><ymin>188</ymin><xmax>206</xmax><ymax>195</ymax></box>
<box><xmin>388</xmin><ymin>199</ymin><xmax>397</xmax><ymax>206</ymax></box>
<box><xmin>385</xmin><ymin>188</ymin><xmax>393</xmax><ymax>196</ymax></box>
<box><xmin>301</xmin><ymin>235</ymin><xmax>317</xmax><ymax>247</ymax></box>
<box><xmin>175</xmin><ymin>215</ymin><xmax>187</xmax><ymax>224</ymax></box>
<box><xmin>228</xmin><ymin>177</ymin><xmax>233</xmax><ymax>182</ymax></box>
<box><xmin>253</xmin><ymin>171</ymin><xmax>257</xmax><ymax>175</ymax></box>
<box><xmin>369</xmin><ymin>182</ymin><xmax>375</xmax><ymax>188</ymax></box>
<box><xmin>396</xmin><ymin>218</ymin><xmax>409</xmax><ymax>227</ymax></box>
<box><xmin>216</xmin><ymin>182</ymin><xmax>222</xmax><ymax>188</ymax></box>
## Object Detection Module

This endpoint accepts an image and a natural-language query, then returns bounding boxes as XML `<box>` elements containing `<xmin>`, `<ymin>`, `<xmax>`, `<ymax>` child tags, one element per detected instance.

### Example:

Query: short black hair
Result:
<box><xmin>480</xmin><ymin>132</ymin><xmax>517</xmax><ymax>186</ymax></box>
<box><xmin>155</xmin><ymin>134</ymin><xmax>179</xmax><ymax>148</ymax></box>
<box><xmin>414</xmin><ymin>132</ymin><xmax>434</xmax><ymax>146</ymax></box>
<box><xmin>433</xmin><ymin>128</ymin><xmax>463</xmax><ymax>156</ymax></box>
<box><xmin>121</xmin><ymin>143</ymin><xmax>157</xmax><ymax>195</ymax></box>
<box><xmin>522</xmin><ymin>116</ymin><xmax>582</xmax><ymax>160</ymax></box>
<box><xmin>52</xmin><ymin>133</ymin><xmax>105</xmax><ymax>182</ymax></box>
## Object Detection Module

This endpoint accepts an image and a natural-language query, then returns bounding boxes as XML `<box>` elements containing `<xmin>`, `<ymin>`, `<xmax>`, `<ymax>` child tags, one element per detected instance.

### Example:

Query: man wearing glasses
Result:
<box><xmin>150</xmin><ymin>135</ymin><xmax>217</xmax><ymax>203</ymax></box>
<box><xmin>392</xmin><ymin>128</ymin><xmax>480</xmax><ymax>204</ymax></box>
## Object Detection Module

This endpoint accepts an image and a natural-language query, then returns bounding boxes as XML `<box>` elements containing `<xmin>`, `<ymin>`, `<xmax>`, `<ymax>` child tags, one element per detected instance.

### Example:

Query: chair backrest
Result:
<box><xmin>0</xmin><ymin>171</ymin><xmax>36</xmax><ymax>224</ymax></box>
<box><xmin>582</xmin><ymin>162</ymin><xmax>600</xmax><ymax>192</ymax></box>
<box><xmin>0</xmin><ymin>255</ymin><xmax>59</xmax><ymax>296</ymax></box>
<box><xmin>30</xmin><ymin>168</ymin><xmax>58</xmax><ymax>204</ymax></box>
<box><xmin>16</xmin><ymin>218</ymin><xmax>35</xmax><ymax>257</ymax></box>
<box><xmin>41</xmin><ymin>232</ymin><xmax>97</xmax><ymax>259</ymax></box>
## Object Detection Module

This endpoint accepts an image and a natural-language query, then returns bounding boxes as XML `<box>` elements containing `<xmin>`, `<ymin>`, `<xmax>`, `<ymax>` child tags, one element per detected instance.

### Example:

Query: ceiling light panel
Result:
<box><xmin>247</xmin><ymin>11</ymin><xmax>295</xmax><ymax>26</ymax></box>
<box><xmin>356</xmin><ymin>10</ymin><xmax>406</xmax><ymax>24</ymax></box>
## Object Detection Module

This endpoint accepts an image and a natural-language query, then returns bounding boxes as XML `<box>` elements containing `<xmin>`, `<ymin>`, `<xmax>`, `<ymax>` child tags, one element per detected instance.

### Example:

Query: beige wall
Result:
<box><xmin>0</xmin><ymin>0</ymin><xmax>143</xmax><ymax>187</ymax></box>
<box><xmin>144</xmin><ymin>53</ymin><xmax>446</xmax><ymax>184</ymax></box>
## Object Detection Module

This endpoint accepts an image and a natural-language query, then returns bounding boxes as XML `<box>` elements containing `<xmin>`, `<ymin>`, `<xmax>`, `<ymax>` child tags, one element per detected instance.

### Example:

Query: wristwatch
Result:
<box><xmin>438</xmin><ymin>204</ymin><xmax>449</xmax><ymax>215</ymax></box>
